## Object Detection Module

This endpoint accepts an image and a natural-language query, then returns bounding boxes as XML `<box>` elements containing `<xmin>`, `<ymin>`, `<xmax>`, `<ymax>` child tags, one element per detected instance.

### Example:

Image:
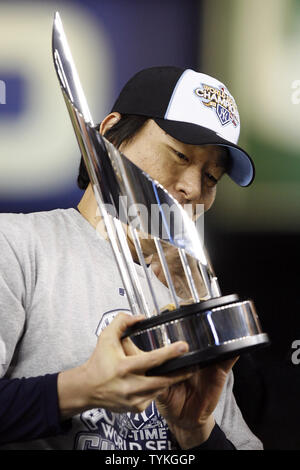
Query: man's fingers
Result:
<box><xmin>100</xmin><ymin>313</ymin><xmax>145</xmax><ymax>349</ymax></box>
<box><xmin>124</xmin><ymin>341</ymin><xmax>189</xmax><ymax>374</ymax></box>
<box><xmin>122</xmin><ymin>336</ymin><xmax>143</xmax><ymax>356</ymax></box>
<box><xmin>126</xmin><ymin>370</ymin><xmax>192</xmax><ymax>400</ymax></box>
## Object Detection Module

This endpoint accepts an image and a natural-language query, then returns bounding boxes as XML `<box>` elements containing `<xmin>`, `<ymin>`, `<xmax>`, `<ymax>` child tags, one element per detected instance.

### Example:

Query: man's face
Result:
<box><xmin>119</xmin><ymin>119</ymin><xmax>227</xmax><ymax>213</ymax></box>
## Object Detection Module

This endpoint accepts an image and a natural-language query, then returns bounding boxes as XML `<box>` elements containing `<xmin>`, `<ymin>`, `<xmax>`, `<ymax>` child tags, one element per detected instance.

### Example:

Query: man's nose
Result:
<box><xmin>174</xmin><ymin>167</ymin><xmax>202</xmax><ymax>203</ymax></box>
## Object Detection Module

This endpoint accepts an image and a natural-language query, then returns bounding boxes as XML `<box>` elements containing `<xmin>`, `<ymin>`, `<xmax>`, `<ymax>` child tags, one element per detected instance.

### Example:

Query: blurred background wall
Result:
<box><xmin>1</xmin><ymin>0</ymin><xmax>300</xmax><ymax>450</ymax></box>
<box><xmin>0</xmin><ymin>0</ymin><xmax>200</xmax><ymax>212</ymax></box>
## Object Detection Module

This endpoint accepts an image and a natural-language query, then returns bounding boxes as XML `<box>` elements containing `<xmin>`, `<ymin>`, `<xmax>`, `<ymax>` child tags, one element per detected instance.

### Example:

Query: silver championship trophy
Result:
<box><xmin>52</xmin><ymin>13</ymin><xmax>269</xmax><ymax>375</ymax></box>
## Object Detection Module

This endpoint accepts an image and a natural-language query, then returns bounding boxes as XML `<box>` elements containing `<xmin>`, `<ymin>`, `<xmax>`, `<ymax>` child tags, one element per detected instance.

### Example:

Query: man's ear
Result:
<box><xmin>99</xmin><ymin>112</ymin><xmax>121</xmax><ymax>135</ymax></box>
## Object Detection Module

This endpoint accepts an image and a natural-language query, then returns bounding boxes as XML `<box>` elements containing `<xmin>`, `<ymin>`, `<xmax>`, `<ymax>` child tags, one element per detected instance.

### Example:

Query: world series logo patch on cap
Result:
<box><xmin>195</xmin><ymin>83</ymin><xmax>239</xmax><ymax>128</ymax></box>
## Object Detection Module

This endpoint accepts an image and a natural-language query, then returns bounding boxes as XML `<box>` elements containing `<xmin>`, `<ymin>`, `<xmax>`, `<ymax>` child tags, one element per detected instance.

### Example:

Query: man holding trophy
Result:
<box><xmin>0</xmin><ymin>15</ymin><xmax>265</xmax><ymax>450</ymax></box>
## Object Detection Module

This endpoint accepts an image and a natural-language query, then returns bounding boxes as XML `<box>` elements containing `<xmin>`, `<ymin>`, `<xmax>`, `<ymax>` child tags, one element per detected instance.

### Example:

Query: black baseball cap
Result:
<box><xmin>111</xmin><ymin>66</ymin><xmax>255</xmax><ymax>187</ymax></box>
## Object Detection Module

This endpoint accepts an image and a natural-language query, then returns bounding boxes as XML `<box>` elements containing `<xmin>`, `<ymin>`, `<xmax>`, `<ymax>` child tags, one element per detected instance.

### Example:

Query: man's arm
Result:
<box><xmin>57</xmin><ymin>313</ymin><xmax>193</xmax><ymax>419</ymax></box>
<box><xmin>0</xmin><ymin>229</ymin><xmax>69</xmax><ymax>445</ymax></box>
<box><xmin>0</xmin><ymin>314</ymin><xmax>193</xmax><ymax>445</ymax></box>
<box><xmin>170</xmin><ymin>422</ymin><xmax>236</xmax><ymax>450</ymax></box>
<box><xmin>0</xmin><ymin>374</ymin><xmax>71</xmax><ymax>445</ymax></box>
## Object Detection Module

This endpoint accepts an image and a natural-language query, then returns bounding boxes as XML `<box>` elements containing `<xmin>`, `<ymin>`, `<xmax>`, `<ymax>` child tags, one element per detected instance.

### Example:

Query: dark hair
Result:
<box><xmin>77</xmin><ymin>114</ymin><xmax>149</xmax><ymax>190</ymax></box>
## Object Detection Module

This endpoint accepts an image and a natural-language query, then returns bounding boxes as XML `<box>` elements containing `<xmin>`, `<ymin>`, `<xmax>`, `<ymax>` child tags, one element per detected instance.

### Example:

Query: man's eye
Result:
<box><xmin>175</xmin><ymin>151</ymin><xmax>189</xmax><ymax>162</ymax></box>
<box><xmin>205</xmin><ymin>172</ymin><xmax>218</xmax><ymax>184</ymax></box>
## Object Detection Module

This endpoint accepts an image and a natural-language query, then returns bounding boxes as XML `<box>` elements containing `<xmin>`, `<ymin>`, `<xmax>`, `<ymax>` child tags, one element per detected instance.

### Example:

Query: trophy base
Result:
<box><xmin>123</xmin><ymin>294</ymin><xmax>270</xmax><ymax>376</ymax></box>
<box><xmin>146</xmin><ymin>333</ymin><xmax>268</xmax><ymax>375</ymax></box>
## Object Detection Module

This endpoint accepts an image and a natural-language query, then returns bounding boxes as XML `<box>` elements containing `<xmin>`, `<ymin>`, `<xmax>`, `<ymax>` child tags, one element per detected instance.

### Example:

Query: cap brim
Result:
<box><xmin>154</xmin><ymin>118</ymin><xmax>255</xmax><ymax>187</ymax></box>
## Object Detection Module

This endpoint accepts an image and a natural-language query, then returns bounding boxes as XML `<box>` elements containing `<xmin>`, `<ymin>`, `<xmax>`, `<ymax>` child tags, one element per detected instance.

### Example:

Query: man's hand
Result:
<box><xmin>151</xmin><ymin>244</ymin><xmax>208</xmax><ymax>300</ymax></box>
<box><xmin>156</xmin><ymin>358</ymin><xmax>238</xmax><ymax>449</ymax></box>
<box><xmin>57</xmin><ymin>313</ymin><xmax>192</xmax><ymax>419</ymax></box>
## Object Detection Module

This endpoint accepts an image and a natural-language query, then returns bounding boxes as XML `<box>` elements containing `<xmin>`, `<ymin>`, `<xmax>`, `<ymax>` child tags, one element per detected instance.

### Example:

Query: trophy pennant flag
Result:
<box><xmin>52</xmin><ymin>12</ymin><xmax>269</xmax><ymax>375</ymax></box>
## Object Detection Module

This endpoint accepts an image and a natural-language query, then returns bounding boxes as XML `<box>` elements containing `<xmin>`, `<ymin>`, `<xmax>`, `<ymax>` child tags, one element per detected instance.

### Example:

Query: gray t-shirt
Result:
<box><xmin>0</xmin><ymin>208</ymin><xmax>262</xmax><ymax>449</ymax></box>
